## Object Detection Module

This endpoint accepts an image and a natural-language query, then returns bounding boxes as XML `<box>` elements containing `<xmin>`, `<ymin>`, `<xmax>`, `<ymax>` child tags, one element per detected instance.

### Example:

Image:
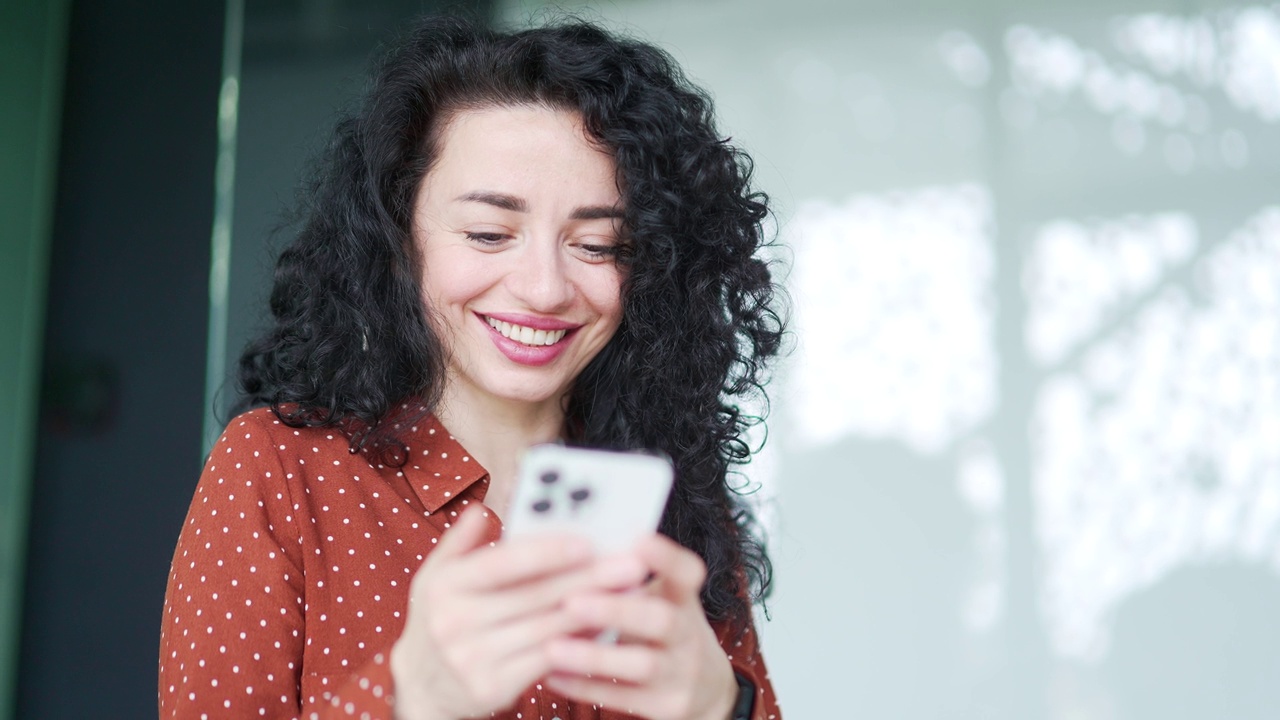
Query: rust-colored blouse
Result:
<box><xmin>159</xmin><ymin>408</ymin><xmax>780</xmax><ymax>719</ymax></box>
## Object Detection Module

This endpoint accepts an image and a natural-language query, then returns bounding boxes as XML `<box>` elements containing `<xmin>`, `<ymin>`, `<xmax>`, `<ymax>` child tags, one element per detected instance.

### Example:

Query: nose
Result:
<box><xmin>507</xmin><ymin>235</ymin><xmax>573</xmax><ymax>311</ymax></box>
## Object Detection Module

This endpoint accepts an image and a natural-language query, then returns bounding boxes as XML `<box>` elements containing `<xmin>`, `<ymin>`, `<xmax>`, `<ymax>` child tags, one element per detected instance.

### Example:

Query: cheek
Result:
<box><xmin>421</xmin><ymin>250</ymin><xmax>490</xmax><ymax>311</ymax></box>
<box><xmin>583</xmin><ymin>268</ymin><xmax>625</xmax><ymax>332</ymax></box>
<box><xmin>419</xmin><ymin>270</ymin><xmax>481</xmax><ymax>346</ymax></box>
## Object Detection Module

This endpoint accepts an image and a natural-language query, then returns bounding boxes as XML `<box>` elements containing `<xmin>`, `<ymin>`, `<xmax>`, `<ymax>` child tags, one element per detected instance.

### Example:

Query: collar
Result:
<box><xmin>398</xmin><ymin>414</ymin><xmax>490</xmax><ymax>514</ymax></box>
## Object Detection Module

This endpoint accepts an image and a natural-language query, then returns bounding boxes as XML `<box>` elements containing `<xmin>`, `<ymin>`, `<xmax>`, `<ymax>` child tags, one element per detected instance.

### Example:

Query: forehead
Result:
<box><xmin>426</xmin><ymin>104</ymin><xmax>621</xmax><ymax>205</ymax></box>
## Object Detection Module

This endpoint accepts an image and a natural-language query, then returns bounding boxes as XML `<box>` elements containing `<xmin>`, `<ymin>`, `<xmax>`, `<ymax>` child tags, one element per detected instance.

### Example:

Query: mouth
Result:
<box><xmin>483</xmin><ymin>315</ymin><xmax>571</xmax><ymax>347</ymax></box>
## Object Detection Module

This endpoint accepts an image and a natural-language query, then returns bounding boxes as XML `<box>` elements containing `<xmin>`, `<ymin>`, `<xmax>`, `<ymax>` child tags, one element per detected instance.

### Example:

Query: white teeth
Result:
<box><xmin>485</xmin><ymin>316</ymin><xmax>567</xmax><ymax>346</ymax></box>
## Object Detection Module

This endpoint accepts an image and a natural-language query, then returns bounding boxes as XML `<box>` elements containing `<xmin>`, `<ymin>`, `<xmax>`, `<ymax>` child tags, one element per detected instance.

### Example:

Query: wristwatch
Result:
<box><xmin>731</xmin><ymin>671</ymin><xmax>755</xmax><ymax>720</ymax></box>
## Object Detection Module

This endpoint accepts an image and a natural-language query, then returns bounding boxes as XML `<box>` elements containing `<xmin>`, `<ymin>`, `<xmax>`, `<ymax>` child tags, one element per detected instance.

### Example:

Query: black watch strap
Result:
<box><xmin>731</xmin><ymin>671</ymin><xmax>755</xmax><ymax>720</ymax></box>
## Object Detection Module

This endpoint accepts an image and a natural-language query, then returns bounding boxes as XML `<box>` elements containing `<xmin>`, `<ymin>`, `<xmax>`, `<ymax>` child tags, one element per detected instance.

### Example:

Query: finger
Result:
<box><xmin>462</xmin><ymin>606</ymin><xmax>588</xmax><ymax>664</ymax></box>
<box><xmin>425</xmin><ymin>610</ymin><xmax>591</xmax><ymax>710</ymax></box>
<box><xmin>460</xmin><ymin>561</ymin><xmax>622</xmax><ymax>628</ymax></box>
<box><xmin>444</xmin><ymin>636</ymin><xmax>569</xmax><ymax>713</ymax></box>
<box><xmin>451</xmin><ymin>534</ymin><xmax>594</xmax><ymax>591</ymax></box>
<box><xmin>488</xmin><ymin>648</ymin><xmax>557</xmax><ymax>706</ymax></box>
<box><xmin>545</xmin><ymin>637</ymin><xmax>662</xmax><ymax>685</ymax></box>
<box><xmin>562</xmin><ymin>591</ymin><xmax>676</xmax><ymax>645</ymax></box>
<box><xmin>455</xmin><ymin>537</ymin><xmax>650</xmax><ymax>594</ymax></box>
<box><xmin>430</xmin><ymin>506</ymin><xmax>492</xmax><ymax>562</ymax></box>
<box><xmin>634</xmin><ymin>535</ymin><xmax>706</xmax><ymax>603</ymax></box>
<box><xmin>590</xmin><ymin>551</ymin><xmax>651</xmax><ymax>592</ymax></box>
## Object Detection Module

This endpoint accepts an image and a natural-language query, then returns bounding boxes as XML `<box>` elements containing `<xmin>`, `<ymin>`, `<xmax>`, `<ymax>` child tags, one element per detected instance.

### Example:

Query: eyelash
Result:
<box><xmin>578</xmin><ymin>243</ymin><xmax>620</xmax><ymax>259</ymax></box>
<box><xmin>464</xmin><ymin>232</ymin><xmax>509</xmax><ymax>245</ymax></box>
<box><xmin>462</xmin><ymin>232</ymin><xmax>628</xmax><ymax>261</ymax></box>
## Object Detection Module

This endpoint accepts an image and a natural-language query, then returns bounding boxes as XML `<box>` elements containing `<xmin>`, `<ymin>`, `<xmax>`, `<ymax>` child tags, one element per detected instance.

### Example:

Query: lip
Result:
<box><xmin>477</xmin><ymin>313</ymin><xmax>577</xmax><ymax>366</ymax></box>
<box><xmin>479</xmin><ymin>311</ymin><xmax>580</xmax><ymax>332</ymax></box>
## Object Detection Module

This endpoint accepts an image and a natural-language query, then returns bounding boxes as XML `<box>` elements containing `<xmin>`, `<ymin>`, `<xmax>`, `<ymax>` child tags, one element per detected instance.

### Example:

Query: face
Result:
<box><xmin>413</xmin><ymin>104</ymin><xmax>626</xmax><ymax>415</ymax></box>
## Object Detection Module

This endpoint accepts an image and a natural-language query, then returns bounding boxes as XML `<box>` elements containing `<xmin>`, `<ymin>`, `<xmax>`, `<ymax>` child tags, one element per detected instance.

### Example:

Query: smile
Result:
<box><xmin>484</xmin><ymin>316</ymin><xmax>569</xmax><ymax>346</ymax></box>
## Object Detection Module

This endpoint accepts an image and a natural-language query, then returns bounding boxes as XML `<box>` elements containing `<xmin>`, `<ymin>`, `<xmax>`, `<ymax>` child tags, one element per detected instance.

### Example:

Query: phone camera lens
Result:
<box><xmin>570</xmin><ymin>488</ymin><xmax>590</xmax><ymax>503</ymax></box>
<box><xmin>540</xmin><ymin>471</ymin><xmax>559</xmax><ymax>485</ymax></box>
<box><xmin>532</xmin><ymin>499</ymin><xmax>552</xmax><ymax>513</ymax></box>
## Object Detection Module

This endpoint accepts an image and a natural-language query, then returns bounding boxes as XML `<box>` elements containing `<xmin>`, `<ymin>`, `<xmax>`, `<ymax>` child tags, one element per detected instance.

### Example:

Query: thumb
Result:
<box><xmin>636</xmin><ymin>534</ymin><xmax>707</xmax><ymax>604</ymax></box>
<box><xmin>430</xmin><ymin>506</ymin><xmax>491</xmax><ymax>562</ymax></box>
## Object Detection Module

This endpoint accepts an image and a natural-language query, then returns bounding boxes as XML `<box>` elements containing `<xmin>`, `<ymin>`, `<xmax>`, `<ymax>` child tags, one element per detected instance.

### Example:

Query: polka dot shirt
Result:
<box><xmin>159</xmin><ymin>407</ymin><xmax>780</xmax><ymax>719</ymax></box>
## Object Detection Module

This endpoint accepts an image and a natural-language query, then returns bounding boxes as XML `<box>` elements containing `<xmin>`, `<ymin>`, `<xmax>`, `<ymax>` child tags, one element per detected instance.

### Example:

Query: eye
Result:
<box><xmin>572</xmin><ymin>237</ymin><xmax>630</xmax><ymax>263</ymax></box>
<box><xmin>463</xmin><ymin>231</ymin><xmax>511</xmax><ymax>246</ymax></box>
<box><xmin>578</xmin><ymin>243</ymin><xmax>620</xmax><ymax>260</ymax></box>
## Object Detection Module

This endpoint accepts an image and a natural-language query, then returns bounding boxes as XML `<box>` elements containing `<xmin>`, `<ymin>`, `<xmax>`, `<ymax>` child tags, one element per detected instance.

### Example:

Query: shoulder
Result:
<box><xmin>207</xmin><ymin>407</ymin><xmax>394</xmax><ymax>503</ymax></box>
<box><xmin>193</xmin><ymin>407</ymin><xmax>359</xmax><ymax>543</ymax></box>
<box><xmin>213</xmin><ymin>406</ymin><xmax>287</xmax><ymax>447</ymax></box>
<box><xmin>210</xmin><ymin>406</ymin><xmax>348</xmax><ymax>461</ymax></box>
<box><xmin>200</xmin><ymin>407</ymin><xmax>331</xmax><ymax>505</ymax></box>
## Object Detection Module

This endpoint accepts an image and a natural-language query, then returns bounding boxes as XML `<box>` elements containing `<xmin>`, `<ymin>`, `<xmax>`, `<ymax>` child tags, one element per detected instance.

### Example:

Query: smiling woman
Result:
<box><xmin>416</xmin><ymin>107</ymin><xmax>626</xmax><ymax>425</ymax></box>
<box><xmin>159</xmin><ymin>15</ymin><xmax>784</xmax><ymax>720</ymax></box>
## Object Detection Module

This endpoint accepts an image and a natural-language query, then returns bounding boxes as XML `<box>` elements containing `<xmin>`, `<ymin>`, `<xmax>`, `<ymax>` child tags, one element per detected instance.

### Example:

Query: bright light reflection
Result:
<box><xmin>938</xmin><ymin>30</ymin><xmax>991</xmax><ymax>88</ymax></box>
<box><xmin>1024</xmin><ymin>213</ymin><xmax>1198</xmax><ymax>365</ymax></box>
<box><xmin>1006</xmin><ymin>24</ymin><xmax>1201</xmax><ymax>128</ymax></box>
<box><xmin>1033</xmin><ymin>207</ymin><xmax>1280</xmax><ymax>660</ymax></box>
<box><xmin>1009</xmin><ymin>6</ymin><xmax>1280</xmax><ymax>133</ymax></box>
<box><xmin>787</xmin><ymin>185</ymin><xmax>998</xmax><ymax>454</ymax></box>
<box><xmin>1113</xmin><ymin>8</ymin><xmax>1280</xmax><ymax>122</ymax></box>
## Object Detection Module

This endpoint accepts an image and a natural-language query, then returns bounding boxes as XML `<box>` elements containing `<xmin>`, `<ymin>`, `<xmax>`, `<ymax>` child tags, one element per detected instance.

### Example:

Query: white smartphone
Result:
<box><xmin>503</xmin><ymin>444</ymin><xmax>674</xmax><ymax>555</ymax></box>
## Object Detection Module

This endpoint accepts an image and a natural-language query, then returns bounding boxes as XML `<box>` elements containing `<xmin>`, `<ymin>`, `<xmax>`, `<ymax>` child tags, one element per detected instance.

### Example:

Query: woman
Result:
<box><xmin>160</xmin><ymin>15</ymin><xmax>784</xmax><ymax>720</ymax></box>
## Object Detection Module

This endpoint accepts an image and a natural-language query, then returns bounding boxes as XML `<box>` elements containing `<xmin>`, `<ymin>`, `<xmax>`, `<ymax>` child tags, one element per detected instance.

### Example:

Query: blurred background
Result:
<box><xmin>3</xmin><ymin>0</ymin><xmax>1278</xmax><ymax>717</ymax></box>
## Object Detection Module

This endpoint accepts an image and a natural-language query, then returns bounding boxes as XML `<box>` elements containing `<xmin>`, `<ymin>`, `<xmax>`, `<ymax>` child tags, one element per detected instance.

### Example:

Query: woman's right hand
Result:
<box><xmin>390</xmin><ymin>506</ymin><xmax>645</xmax><ymax>720</ymax></box>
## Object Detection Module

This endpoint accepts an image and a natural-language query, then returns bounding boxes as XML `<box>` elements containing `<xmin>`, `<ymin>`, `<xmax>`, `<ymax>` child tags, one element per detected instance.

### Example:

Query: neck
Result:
<box><xmin>432</xmin><ymin>383</ymin><xmax>566</xmax><ymax>515</ymax></box>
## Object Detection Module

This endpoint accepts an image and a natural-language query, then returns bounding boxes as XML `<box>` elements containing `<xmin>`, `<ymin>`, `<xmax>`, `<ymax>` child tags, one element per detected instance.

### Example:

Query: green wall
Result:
<box><xmin>0</xmin><ymin>1</ymin><xmax>71</xmax><ymax>718</ymax></box>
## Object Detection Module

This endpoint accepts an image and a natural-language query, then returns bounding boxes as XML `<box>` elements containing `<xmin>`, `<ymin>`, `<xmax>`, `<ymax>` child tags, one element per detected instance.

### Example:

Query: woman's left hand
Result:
<box><xmin>543</xmin><ymin>534</ymin><xmax>738</xmax><ymax>720</ymax></box>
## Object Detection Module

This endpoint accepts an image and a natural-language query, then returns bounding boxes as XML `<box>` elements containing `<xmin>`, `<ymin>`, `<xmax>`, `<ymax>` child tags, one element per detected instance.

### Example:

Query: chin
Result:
<box><xmin>482</xmin><ymin>378</ymin><xmax>569</xmax><ymax>407</ymax></box>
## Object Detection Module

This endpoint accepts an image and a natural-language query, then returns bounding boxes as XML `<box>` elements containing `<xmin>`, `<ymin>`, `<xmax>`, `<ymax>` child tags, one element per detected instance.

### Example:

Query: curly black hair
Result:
<box><xmin>237</xmin><ymin>15</ymin><xmax>785</xmax><ymax>630</ymax></box>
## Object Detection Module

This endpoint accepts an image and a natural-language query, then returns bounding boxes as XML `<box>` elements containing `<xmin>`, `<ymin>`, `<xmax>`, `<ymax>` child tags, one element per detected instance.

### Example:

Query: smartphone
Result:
<box><xmin>503</xmin><ymin>444</ymin><xmax>674</xmax><ymax>555</ymax></box>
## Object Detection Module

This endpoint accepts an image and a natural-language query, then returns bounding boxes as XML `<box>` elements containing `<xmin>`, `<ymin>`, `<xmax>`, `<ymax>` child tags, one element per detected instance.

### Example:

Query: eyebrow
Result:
<box><xmin>570</xmin><ymin>205</ymin><xmax>625</xmax><ymax>221</ymax></box>
<box><xmin>455</xmin><ymin>191</ymin><xmax>624</xmax><ymax>220</ymax></box>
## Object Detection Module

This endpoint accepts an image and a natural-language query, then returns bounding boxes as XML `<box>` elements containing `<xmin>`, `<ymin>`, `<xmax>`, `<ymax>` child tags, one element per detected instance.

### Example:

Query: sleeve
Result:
<box><xmin>158</xmin><ymin>415</ymin><xmax>308</xmax><ymax>719</ymax></box>
<box><xmin>715</xmin><ymin>611</ymin><xmax>782</xmax><ymax>720</ymax></box>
